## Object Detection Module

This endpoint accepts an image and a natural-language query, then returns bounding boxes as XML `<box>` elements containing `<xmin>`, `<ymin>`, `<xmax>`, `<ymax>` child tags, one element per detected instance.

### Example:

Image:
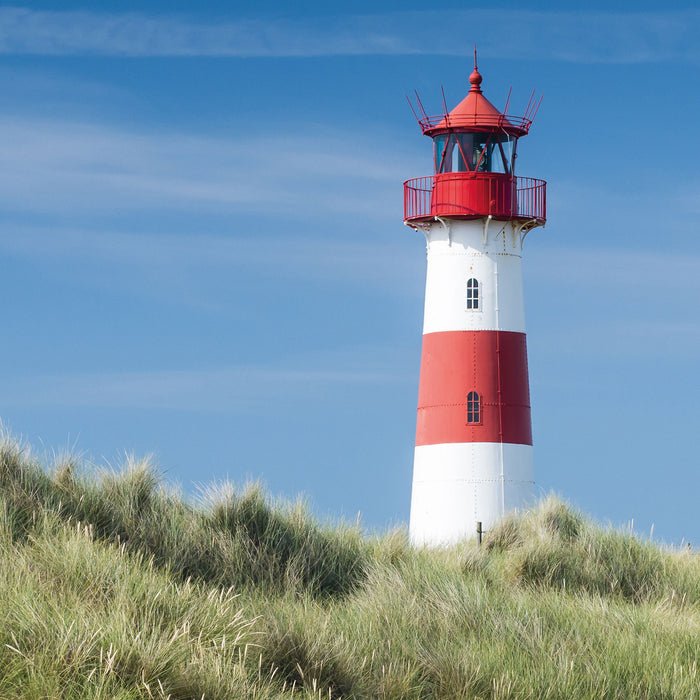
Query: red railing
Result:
<box><xmin>403</xmin><ymin>174</ymin><xmax>546</xmax><ymax>223</ymax></box>
<box><xmin>418</xmin><ymin>113</ymin><xmax>532</xmax><ymax>136</ymax></box>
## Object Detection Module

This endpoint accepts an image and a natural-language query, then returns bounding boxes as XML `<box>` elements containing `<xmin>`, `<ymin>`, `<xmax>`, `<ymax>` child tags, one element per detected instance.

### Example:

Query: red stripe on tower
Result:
<box><xmin>415</xmin><ymin>330</ymin><xmax>532</xmax><ymax>447</ymax></box>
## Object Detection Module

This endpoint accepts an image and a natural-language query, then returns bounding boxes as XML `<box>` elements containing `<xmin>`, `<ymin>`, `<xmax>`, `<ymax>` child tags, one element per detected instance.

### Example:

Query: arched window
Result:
<box><xmin>466</xmin><ymin>278</ymin><xmax>480</xmax><ymax>310</ymax></box>
<box><xmin>467</xmin><ymin>391</ymin><xmax>481</xmax><ymax>424</ymax></box>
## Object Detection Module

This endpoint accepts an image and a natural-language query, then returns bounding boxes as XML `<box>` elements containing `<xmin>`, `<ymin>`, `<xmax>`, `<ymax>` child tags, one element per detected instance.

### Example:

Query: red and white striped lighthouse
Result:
<box><xmin>405</xmin><ymin>61</ymin><xmax>546</xmax><ymax>546</ymax></box>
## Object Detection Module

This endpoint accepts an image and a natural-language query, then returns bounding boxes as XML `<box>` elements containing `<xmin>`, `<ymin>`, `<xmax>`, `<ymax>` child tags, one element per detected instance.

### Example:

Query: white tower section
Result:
<box><xmin>409</xmin><ymin>218</ymin><xmax>535</xmax><ymax>546</ymax></box>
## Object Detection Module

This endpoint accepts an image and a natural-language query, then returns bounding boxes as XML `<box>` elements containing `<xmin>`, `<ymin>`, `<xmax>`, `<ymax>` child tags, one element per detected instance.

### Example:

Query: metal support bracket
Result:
<box><xmin>482</xmin><ymin>215</ymin><xmax>493</xmax><ymax>247</ymax></box>
<box><xmin>435</xmin><ymin>217</ymin><xmax>452</xmax><ymax>246</ymax></box>
<box><xmin>514</xmin><ymin>219</ymin><xmax>544</xmax><ymax>248</ymax></box>
<box><xmin>404</xmin><ymin>220</ymin><xmax>432</xmax><ymax>248</ymax></box>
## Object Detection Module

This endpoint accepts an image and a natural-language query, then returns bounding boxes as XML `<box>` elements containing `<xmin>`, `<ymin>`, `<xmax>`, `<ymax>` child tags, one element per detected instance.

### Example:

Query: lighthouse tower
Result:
<box><xmin>405</xmin><ymin>62</ymin><xmax>546</xmax><ymax>546</ymax></box>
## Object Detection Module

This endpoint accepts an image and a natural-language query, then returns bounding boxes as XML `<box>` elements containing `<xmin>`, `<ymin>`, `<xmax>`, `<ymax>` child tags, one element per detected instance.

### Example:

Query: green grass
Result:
<box><xmin>0</xmin><ymin>433</ymin><xmax>698</xmax><ymax>699</ymax></box>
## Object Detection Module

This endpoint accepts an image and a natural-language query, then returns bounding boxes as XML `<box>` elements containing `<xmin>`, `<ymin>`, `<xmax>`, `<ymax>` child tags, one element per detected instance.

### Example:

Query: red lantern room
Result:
<box><xmin>404</xmin><ymin>61</ymin><xmax>546</xmax><ymax>224</ymax></box>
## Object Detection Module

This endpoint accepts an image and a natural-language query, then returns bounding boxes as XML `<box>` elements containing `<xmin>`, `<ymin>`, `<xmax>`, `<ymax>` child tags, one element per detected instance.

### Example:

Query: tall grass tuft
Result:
<box><xmin>0</xmin><ymin>433</ymin><xmax>369</xmax><ymax>598</ymax></box>
<box><xmin>476</xmin><ymin>497</ymin><xmax>698</xmax><ymax>604</ymax></box>
<box><xmin>0</xmin><ymin>433</ymin><xmax>698</xmax><ymax>699</ymax></box>
<box><xmin>207</xmin><ymin>482</ymin><xmax>368</xmax><ymax>597</ymax></box>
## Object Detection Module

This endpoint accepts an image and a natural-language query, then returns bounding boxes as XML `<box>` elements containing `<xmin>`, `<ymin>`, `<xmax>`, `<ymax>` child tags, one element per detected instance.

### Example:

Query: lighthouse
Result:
<box><xmin>405</xmin><ymin>61</ymin><xmax>546</xmax><ymax>546</ymax></box>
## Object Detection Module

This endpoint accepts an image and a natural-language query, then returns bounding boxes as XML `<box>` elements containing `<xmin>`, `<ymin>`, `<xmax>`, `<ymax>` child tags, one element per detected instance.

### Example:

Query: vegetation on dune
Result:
<box><xmin>0</xmin><ymin>434</ymin><xmax>698</xmax><ymax>699</ymax></box>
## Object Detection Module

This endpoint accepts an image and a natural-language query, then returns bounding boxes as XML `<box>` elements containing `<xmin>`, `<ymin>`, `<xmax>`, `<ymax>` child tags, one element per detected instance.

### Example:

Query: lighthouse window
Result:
<box><xmin>474</xmin><ymin>134</ymin><xmax>516</xmax><ymax>174</ymax></box>
<box><xmin>472</xmin><ymin>134</ymin><xmax>492</xmax><ymax>172</ymax></box>
<box><xmin>466</xmin><ymin>278</ymin><xmax>480</xmax><ymax>310</ymax></box>
<box><xmin>467</xmin><ymin>392</ymin><xmax>481</xmax><ymax>424</ymax></box>
<box><xmin>434</xmin><ymin>133</ymin><xmax>515</xmax><ymax>174</ymax></box>
<box><xmin>435</xmin><ymin>134</ymin><xmax>468</xmax><ymax>173</ymax></box>
<box><xmin>434</xmin><ymin>135</ymin><xmax>446</xmax><ymax>172</ymax></box>
<box><xmin>498</xmin><ymin>136</ymin><xmax>516</xmax><ymax>174</ymax></box>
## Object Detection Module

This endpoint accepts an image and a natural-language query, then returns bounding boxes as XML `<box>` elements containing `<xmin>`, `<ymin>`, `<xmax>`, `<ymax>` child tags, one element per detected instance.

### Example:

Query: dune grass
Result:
<box><xmin>0</xmin><ymin>433</ymin><xmax>698</xmax><ymax>699</ymax></box>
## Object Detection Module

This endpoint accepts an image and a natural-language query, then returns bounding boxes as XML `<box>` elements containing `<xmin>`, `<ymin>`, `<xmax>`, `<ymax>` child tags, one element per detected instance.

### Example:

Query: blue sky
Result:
<box><xmin>1</xmin><ymin>0</ymin><xmax>698</xmax><ymax>545</ymax></box>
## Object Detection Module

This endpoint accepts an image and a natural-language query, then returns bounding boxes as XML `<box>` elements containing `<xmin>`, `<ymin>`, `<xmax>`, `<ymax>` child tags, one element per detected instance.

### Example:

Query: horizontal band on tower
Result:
<box><xmin>415</xmin><ymin>330</ymin><xmax>532</xmax><ymax>446</ymax></box>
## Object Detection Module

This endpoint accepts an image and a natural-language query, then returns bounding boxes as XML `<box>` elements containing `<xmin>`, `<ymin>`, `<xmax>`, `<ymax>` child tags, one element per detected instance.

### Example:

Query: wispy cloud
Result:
<box><xmin>526</xmin><ymin>248</ymin><xmax>700</xmax><ymax>360</ymax></box>
<box><xmin>527</xmin><ymin>249</ymin><xmax>700</xmax><ymax>291</ymax></box>
<box><xmin>532</xmin><ymin>319</ymin><xmax>700</xmax><ymax>362</ymax></box>
<box><xmin>0</xmin><ymin>110</ymin><xmax>424</xmax><ymax>309</ymax></box>
<box><xmin>0</xmin><ymin>8</ymin><xmax>697</xmax><ymax>63</ymax></box>
<box><xmin>0</xmin><ymin>116</ymin><xmax>413</xmax><ymax>219</ymax></box>
<box><xmin>4</xmin><ymin>362</ymin><xmax>410</xmax><ymax>411</ymax></box>
<box><xmin>0</xmin><ymin>225</ymin><xmax>423</xmax><ymax>299</ymax></box>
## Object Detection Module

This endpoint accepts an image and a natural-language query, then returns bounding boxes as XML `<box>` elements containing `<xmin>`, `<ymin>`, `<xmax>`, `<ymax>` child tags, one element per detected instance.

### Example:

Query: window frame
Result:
<box><xmin>466</xmin><ymin>277</ymin><xmax>480</xmax><ymax>311</ymax></box>
<box><xmin>466</xmin><ymin>391</ymin><xmax>482</xmax><ymax>425</ymax></box>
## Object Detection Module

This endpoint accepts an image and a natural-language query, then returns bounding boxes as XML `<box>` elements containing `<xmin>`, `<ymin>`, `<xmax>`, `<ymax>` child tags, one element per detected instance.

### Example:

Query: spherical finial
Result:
<box><xmin>469</xmin><ymin>46</ymin><xmax>483</xmax><ymax>93</ymax></box>
<box><xmin>469</xmin><ymin>67</ymin><xmax>483</xmax><ymax>93</ymax></box>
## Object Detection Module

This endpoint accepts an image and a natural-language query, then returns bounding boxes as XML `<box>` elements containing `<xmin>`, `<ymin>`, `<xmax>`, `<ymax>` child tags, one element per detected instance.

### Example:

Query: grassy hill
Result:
<box><xmin>0</xmin><ymin>434</ymin><xmax>698</xmax><ymax>699</ymax></box>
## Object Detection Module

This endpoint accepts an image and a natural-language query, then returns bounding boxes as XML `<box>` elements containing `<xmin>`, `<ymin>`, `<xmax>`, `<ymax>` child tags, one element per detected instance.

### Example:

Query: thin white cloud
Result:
<box><xmin>0</xmin><ymin>112</ymin><xmax>424</xmax><ymax>306</ymax></box>
<box><xmin>532</xmin><ymin>319</ymin><xmax>700</xmax><ymax>361</ymax></box>
<box><xmin>0</xmin><ymin>8</ymin><xmax>697</xmax><ymax>63</ymax></box>
<box><xmin>526</xmin><ymin>249</ymin><xmax>700</xmax><ymax>291</ymax></box>
<box><xmin>525</xmin><ymin>248</ymin><xmax>700</xmax><ymax>360</ymax></box>
<box><xmin>0</xmin><ymin>116</ymin><xmax>413</xmax><ymax>219</ymax></box>
<box><xmin>0</xmin><ymin>225</ymin><xmax>423</xmax><ymax>298</ymax></box>
<box><xmin>4</xmin><ymin>362</ymin><xmax>410</xmax><ymax>411</ymax></box>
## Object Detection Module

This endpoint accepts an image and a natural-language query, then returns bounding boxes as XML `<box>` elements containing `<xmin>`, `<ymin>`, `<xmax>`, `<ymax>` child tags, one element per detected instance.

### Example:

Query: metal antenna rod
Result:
<box><xmin>414</xmin><ymin>90</ymin><xmax>429</xmax><ymax>121</ymax></box>
<box><xmin>529</xmin><ymin>95</ymin><xmax>544</xmax><ymax>123</ymax></box>
<box><xmin>406</xmin><ymin>95</ymin><xmax>421</xmax><ymax>124</ymax></box>
<box><xmin>503</xmin><ymin>86</ymin><xmax>512</xmax><ymax>116</ymax></box>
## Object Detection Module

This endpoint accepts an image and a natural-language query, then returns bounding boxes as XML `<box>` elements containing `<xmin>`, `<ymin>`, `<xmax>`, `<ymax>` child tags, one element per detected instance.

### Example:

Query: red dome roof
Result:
<box><xmin>418</xmin><ymin>66</ymin><xmax>533</xmax><ymax>138</ymax></box>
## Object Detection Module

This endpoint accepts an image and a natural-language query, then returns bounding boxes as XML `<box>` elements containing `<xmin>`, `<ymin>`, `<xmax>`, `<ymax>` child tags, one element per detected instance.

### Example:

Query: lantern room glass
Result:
<box><xmin>434</xmin><ymin>133</ymin><xmax>516</xmax><ymax>175</ymax></box>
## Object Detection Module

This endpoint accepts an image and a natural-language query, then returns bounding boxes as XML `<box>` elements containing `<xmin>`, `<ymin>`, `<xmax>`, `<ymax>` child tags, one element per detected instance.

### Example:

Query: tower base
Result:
<box><xmin>409</xmin><ymin>442</ymin><xmax>534</xmax><ymax>546</ymax></box>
